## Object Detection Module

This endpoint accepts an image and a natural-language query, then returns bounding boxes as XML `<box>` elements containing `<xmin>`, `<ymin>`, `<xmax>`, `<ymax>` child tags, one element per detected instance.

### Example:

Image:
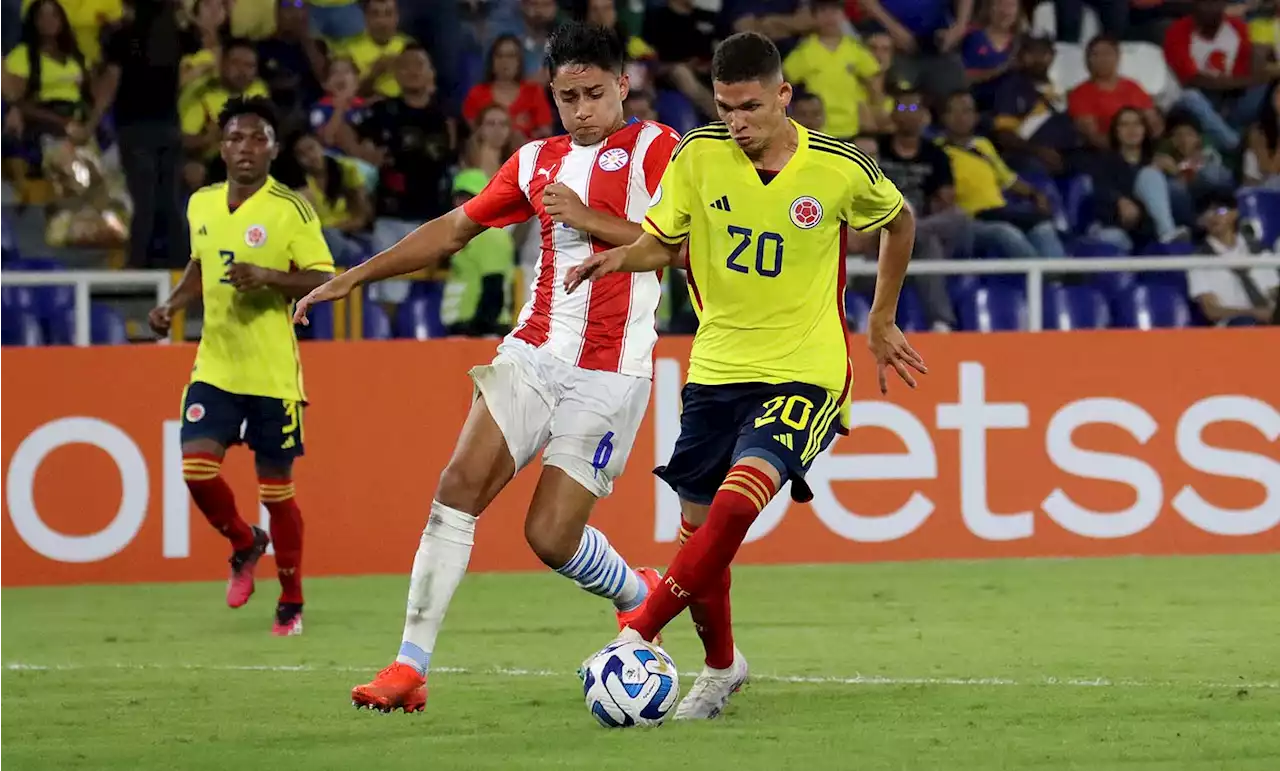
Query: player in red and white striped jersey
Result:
<box><xmin>294</xmin><ymin>22</ymin><xmax>678</xmax><ymax>713</ymax></box>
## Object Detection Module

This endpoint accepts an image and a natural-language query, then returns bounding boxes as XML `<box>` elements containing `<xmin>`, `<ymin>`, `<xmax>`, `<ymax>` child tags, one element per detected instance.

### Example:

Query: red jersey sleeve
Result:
<box><xmin>641</xmin><ymin>123</ymin><xmax>681</xmax><ymax>196</ymax></box>
<box><xmin>1163</xmin><ymin>18</ymin><xmax>1198</xmax><ymax>83</ymax></box>
<box><xmin>462</xmin><ymin>152</ymin><xmax>535</xmax><ymax>228</ymax></box>
<box><xmin>1229</xmin><ymin>18</ymin><xmax>1253</xmax><ymax>78</ymax></box>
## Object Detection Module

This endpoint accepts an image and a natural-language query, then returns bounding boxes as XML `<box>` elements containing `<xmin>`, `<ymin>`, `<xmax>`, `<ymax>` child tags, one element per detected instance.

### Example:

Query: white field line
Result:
<box><xmin>4</xmin><ymin>662</ymin><xmax>1276</xmax><ymax>689</ymax></box>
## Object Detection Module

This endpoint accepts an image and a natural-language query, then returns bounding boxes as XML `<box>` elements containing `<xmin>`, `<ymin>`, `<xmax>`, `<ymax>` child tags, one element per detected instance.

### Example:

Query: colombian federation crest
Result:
<box><xmin>185</xmin><ymin>403</ymin><xmax>206</xmax><ymax>423</ymax></box>
<box><xmin>598</xmin><ymin>147</ymin><xmax>629</xmax><ymax>171</ymax></box>
<box><xmin>789</xmin><ymin>196</ymin><xmax>823</xmax><ymax>229</ymax></box>
<box><xmin>244</xmin><ymin>224</ymin><xmax>268</xmax><ymax>247</ymax></box>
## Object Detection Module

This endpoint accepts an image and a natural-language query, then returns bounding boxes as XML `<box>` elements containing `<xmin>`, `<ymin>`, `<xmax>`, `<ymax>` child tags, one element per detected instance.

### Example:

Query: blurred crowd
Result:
<box><xmin>1</xmin><ymin>0</ymin><xmax>1278</xmax><ymax>338</ymax></box>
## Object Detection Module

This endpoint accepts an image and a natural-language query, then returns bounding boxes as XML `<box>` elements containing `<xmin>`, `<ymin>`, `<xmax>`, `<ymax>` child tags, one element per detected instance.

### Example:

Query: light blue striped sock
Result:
<box><xmin>396</xmin><ymin>641</ymin><xmax>431</xmax><ymax>676</ymax></box>
<box><xmin>555</xmin><ymin>526</ymin><xmax>645</xmax><ymax>612</ymax></box>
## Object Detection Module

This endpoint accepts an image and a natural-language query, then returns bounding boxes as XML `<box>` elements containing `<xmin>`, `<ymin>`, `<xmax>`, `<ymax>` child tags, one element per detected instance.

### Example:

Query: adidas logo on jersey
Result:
<box><xmin>709</xmin><ymin>195</ymin><xmax>731</xmax><ymax>212</ymax></box>
<box><xmin>198</xmin><ymin>225</ymin><xmax>208</xmax><ymax>236</ymax></box>
<box><xmin>773</xmin><ymin>433</ymin><xmax>793</xmax><ymax>450</ymax></box>
<box><xmin>281</xmin><ymin>435</ymin><xmax>297</xmax><ymax>450</ymax></box>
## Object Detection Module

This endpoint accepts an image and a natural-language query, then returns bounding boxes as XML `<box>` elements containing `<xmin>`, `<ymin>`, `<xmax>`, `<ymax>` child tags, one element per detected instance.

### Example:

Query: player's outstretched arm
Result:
<box><xmin>563</xmin><ymin>233</ymin><xmax>681</xmax><ymax>294</ymax></box>
<box><xmin>868</xmin><ymin>204</ymin><xmax>928</xmax><ymax>394</ymax></box>
<box><xmin>148</xmin><ymin>260</ymin><xmax>202</xmax><ymax>337</ymax></box>
<box><xmin>293</xmin><ymin>208</ymin><xmax>485</xmax><ymax>325</ymax></box>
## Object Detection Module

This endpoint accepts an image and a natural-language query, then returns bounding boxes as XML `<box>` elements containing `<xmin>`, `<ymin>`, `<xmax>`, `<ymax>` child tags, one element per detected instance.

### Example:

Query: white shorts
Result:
<box><xmin>468</xmin><ymin>338</ymin><xmax>651</xmax><ymax>498</ymax></box>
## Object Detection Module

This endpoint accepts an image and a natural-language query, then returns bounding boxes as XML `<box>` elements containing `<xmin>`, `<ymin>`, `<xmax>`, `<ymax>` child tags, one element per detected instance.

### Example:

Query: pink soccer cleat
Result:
<box><xmin>226</xmin><ymin>527</ymin><xmax>269</xmax><ymax>608</ymax></box>
<box><xmin>272</xmin><ymin>603</ymin><xmax>303</xmax><ymax>636</ymax></box>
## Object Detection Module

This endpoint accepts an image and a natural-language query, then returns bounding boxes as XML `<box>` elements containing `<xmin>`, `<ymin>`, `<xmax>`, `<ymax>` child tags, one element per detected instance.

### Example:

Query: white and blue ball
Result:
<box><xmin>582</xmin><ymin>640</ymin><xmax>679</xmax><ymax>727</ymax></box>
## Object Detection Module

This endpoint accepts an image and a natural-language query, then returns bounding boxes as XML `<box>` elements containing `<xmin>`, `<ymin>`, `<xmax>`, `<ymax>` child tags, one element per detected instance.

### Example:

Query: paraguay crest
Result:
<box><xmin>789</xmin><ymin>196</ymin><xmax>823</xmax><ymax>230</ymax></box>
<box><xmin>598</xmin><ymin>147</ymin><xmax>629</xmax><ymax>171</ymax></box>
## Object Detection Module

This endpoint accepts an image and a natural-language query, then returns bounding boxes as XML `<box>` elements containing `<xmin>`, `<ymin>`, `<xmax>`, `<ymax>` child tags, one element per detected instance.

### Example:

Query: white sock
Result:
<box><xmin>554</xmin><ymin>526</ymin><xmax>646</xmax><ymax>612</ymax></box>
<box><xmin>395</xmin><ymin>500</ymin><xmax>476</xmax><ymax>676</ymax></box>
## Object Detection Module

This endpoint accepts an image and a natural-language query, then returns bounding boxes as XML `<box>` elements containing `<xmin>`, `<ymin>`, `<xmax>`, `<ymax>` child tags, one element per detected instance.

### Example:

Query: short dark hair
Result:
<box><xmin>941</xmin><ymin>89</ymin><xmax>973</xmax><ymax>114</ymax></box>
<box><xmin>485</xmin><ymin>34</ymin><xmax>524</xmax><ymax>83</ymax></box>
<box><xmin>222</xmin><ymin>37</ymin><xmax>256</xmax><ymax>58</ymax></box>
<box><xmin>1086</xmin><ymin>33</ymin><xmax>1120</xmax><ymax>53</ymax></box>
<box><xmin>793</xmin><ymin>88</ymin><xmax>823</xmax><ymax>106</ymax></box>
<box><xmin>712</xmin><ymin>32</ymin><xmax>781</xmax><ymax>85</ymax></box>
<box><xmin>218</xmin><ymin>95</ymin><xmax>279</xmax><ymax>134</ymax></box>
<box><xmin>545</xmin><ymin>20</ymin><xmax>625</xmax><ymax>75</ymax></box>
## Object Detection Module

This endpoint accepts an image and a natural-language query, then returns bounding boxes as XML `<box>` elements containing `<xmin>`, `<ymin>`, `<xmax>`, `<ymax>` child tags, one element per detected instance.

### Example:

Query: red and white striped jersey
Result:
<box><xmin>463</xmin><ymin>120</ymin><xmax>680</xmax><ymax>379</ymax></box>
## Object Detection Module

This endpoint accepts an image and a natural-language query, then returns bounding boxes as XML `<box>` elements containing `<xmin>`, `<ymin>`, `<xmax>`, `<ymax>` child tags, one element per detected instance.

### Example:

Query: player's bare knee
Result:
<box><xmin>435</xmin><ymin>461</ymin><xmax>488</xmax><ymax>515</ymax></box>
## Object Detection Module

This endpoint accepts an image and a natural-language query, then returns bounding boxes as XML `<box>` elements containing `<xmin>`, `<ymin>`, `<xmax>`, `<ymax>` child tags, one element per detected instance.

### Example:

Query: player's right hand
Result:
<box><xmin>293</xmin><ymin>275</ymin><xmax>353</xmax><ymax>326</ymax></box>
<box><xmin>147</xmin><ymin>305</ymin><xmax>173</xmax><ymax>337</ymax></box>
<box><xmin>564</xmin><ymin>249</ymin><xmax>624</xmax><ymax>294</ymax></box>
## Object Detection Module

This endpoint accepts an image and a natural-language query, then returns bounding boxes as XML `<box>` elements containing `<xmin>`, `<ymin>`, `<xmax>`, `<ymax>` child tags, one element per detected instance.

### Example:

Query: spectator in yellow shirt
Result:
<box><xmin>341</xmin><ymin>0</ymin><xmax>411</xmax><ymax>99</ymax></box>
<box><xmin>782</xmin><ymin>0</ymin><xmax>881</xmax><ymax>140</ymax></box>
<box><xmin>294</xmin><ymin>131</ymin><xmax>371</xmax><ymax>265</ymax></box>
<box><xmin>2</xmin><ymin>0</ymin><xmax>90</xmax><ymax>142</ymax></box>
<box><xmin>21</xmin><ymin>0</ymin><xmax>121</xmax><ymax>65</ymax></box>
<box><xmin>181</xmin><ymin>39</ymin><xmax>269</xmax><ymax>186</ymax></box>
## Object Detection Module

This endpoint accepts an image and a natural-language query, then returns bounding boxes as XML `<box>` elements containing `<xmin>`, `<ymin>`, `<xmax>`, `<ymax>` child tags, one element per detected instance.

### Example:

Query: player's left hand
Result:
<box><xmin>542</xmin><ymin>183</ymin><xmax>589</xmax><ymax>230</ymax></box>
<box><xmin>868</xmin><ymin>317</ymin><xmax>927</xmax><ymax>395</ymax></box>
<box><xmin>227</xmin><ymin>262</ymin><xmax>269</xmax><ymax>292</ymax></box>
<box><xmin>564</xmin><ymin>248</ymin><xmax>625</xmax><ymax>293</ymax></box>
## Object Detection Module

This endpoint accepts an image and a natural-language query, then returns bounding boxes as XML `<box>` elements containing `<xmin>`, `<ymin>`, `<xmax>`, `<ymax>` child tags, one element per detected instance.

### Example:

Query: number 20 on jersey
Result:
<box><xmin>726</xmin><ymin>225</ymin><xmax>784</xmax><ymax>278</ymax></box>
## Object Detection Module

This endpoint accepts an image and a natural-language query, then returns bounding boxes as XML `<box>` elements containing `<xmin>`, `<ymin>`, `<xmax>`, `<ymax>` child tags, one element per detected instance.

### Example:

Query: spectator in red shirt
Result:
<box><xmin>1164</xmin><ymin>0</ymin><xmax>1279</xmax><ymax>150</ymax></box>
<box><xmin>1069</xmin><ymin>35</ymin><xmax>1163</xmax><ymax>151</ymax></box>
<box><xmin>461</xmin><ymin>34</ymin><xmax>553</xmax><ymax>142</ymax></box>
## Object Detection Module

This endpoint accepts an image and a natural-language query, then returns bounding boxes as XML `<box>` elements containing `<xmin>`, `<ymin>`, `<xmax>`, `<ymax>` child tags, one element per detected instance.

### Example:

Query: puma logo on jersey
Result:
<box><xmin>709</xmin><ymin>195</ymin><xmax>732</xmax><ymax>212</ymax></box>
<box><xmin>773</xmin><ymin>433</ymin><xmax>793</xmax><ymax>450</ymax></box>
<box><xmin>536</xmin><ymin>167</ymin><xmax>555</xmax><ymax>180</ymax></box>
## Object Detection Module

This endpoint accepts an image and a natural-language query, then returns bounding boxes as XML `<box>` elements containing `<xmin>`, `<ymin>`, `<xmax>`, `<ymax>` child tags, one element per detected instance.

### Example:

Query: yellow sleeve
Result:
<box><xmin>642</xmin><ymin>145</ymin><xmax>693</xmax><ymax>245</ymax></box>
<box><xmin>246</xmin><ymin>80</ymin><xmax>270</xmax><ymax>98</ymax></box>
<box><xmin>339</xmin><ymin>159</ymin><xmax>364</xmax><ymax>190</ymax></box>
<box><xmin>850</xmin><ymin>42</ymin><xmax>880</xmax><ymax>80</ymax></box>
<box><xmin>288</xmin><ymin>203</ymin><xmax>337</xmax><ymax>273</ymax></box>
<box><xmin>4</xmin><ymin>45</ymin><xmax>30</xmax><ymax>79</ymax></box>
<box><xmin>841</xmin><ymin>156</ymin><xmax>906</xmax><ymax>233</ymax></box>
<box><xmin>978</xmin><ymin>139</ymin><xmax>1018</xmax><ymax>190</ymax></box>
<box><xmin>187</xmin><ymin>195</ymin><xmax>203</xmax><ymax>262</ymax></box>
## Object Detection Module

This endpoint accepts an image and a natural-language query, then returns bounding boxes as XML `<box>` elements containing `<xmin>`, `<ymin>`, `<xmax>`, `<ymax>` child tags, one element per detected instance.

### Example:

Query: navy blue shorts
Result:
<box><xmin>180</xmin><ymin>382</ymin><xmax>305</xmax><ymax>463</ymax></box>
<box><xmin>655</xmin><ymin>381</ymin><xmax>841</xmax><ymax>505</ymax></box>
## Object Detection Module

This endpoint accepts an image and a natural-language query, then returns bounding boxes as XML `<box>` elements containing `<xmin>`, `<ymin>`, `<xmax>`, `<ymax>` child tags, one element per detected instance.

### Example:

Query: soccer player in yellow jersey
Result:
<box><xmin>148</xmin><ymin>97</ymin><xmax>336</xmax><ymax>636</ymax></box>
<box><xmin>567</xmin><ymin>32</ymin><xmax>927</xmax><ymax>720</ymax></box>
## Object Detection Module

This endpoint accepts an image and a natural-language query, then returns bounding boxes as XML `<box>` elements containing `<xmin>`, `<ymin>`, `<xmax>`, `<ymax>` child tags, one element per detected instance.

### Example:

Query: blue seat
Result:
<box><xmin>396</xmin><ymin>295</ymin><xmax>448</xmax><ymax>339</ymax></box>
<box><xmin>1043</xmin><ymin>283</ymin><xmax>1110</xmax><ymax>330</ymax></box>
<box><xmin>1</xmin><ymin>307</ymin><xmax>43</xmax><ymax>346</ymax></box>
<box><xmin>844</xmin><ymin>291</ymin><xmax>871</xmax><ymax>333</ymax></box>
<box><xmin>46</xmin><ymin>303</ymin><xmax>129</xmax><ymax>345</ymax></box>
<box><xmin>3</xmin><ymin>257</ymin><xmax>74</xmax><ymax>321</ymax></box>
<box><xmin>363</xmin><ymin>301</ymin><xmax>392</xmax><ymax>340</ymax></box>
<box><xmin>654</xmin><ymin>89</ymin><xmax>698</xmax><ymax>135</ymax></box>
<box><xmin>956</xmin><ymin>285</ymin><xmax>1027</xmax><ymax>332</ymax></box>
<box><xmin>1</xmin><ymin>208</ymin><xmax>18</xmax><ymax>262</ymax></box>
<box><xmin>298</xmin><ymin>301</ymin><xmax>334</xmax><ymax>341</ymax></box>
<box><xmin>1068</xmin><ymin>238</ymin><xmax>1135</xmax><ymax>298</ymax></box>
<box><xmin>1063</xmin><ymin>174</ymin><xmax>1095</xmax><ymax>233</ymax></box>
<box><xmin>896</xmin><ymin>284</ymin><xmax>927</xmax><ymax>332</ymax></box>
<box><xmin>1113</xmin><ymin>283</ymin><xmax>1192</xmax><ymax>329</ymax></box>
<box><xmin>1238</xmin><ymin>187</ymin><xmax>1280</xmax><ymax>251</ymax></box>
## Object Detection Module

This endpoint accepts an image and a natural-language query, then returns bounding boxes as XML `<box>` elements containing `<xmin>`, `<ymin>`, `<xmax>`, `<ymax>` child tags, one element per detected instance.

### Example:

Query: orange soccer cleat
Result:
<box><xmin>351</xmin><ymin>663</ymin><xmax>428</xmax><ymax>713</ymax></box>
<box><xmin>616</xmin><ymin>566</ymin><xmax>663</xmax><ymax>645</ymax></box>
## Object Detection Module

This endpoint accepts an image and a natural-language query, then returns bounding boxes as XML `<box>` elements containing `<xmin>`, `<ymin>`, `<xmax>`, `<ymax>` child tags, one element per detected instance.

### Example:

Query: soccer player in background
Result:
<box><xmin>567</xmin><ymin>31</ymin><xmax>926</xmax><ymax>719</ymax></box>
<box><xmin>292</xmin><ymin>22</ymin><xmax>680</xmax><ymax>714</ymax></box>
<box><xmin>148</xmin><ymin>97</ymin><xmax>336</xmax><ymax>637</ymax></box>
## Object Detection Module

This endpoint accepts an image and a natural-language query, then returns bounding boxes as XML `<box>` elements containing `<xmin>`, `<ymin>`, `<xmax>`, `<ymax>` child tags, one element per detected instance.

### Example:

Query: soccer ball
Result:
<box><xmin>582</xmin><ymin>640</ymin><xmax>679</xmax><ymax>728</ymax></box>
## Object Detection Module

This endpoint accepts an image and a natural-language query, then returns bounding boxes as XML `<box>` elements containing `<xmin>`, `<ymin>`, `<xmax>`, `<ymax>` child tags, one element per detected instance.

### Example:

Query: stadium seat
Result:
<box><xmin>1113</xmin><ymin>284</ymin><xmax>1192</xmax><ymax>329</ymax></box>
<box><xmin>363</xmin><ymin>301</ymin><xmax>393</xmax><ymax>340</ymax></box>
<box><xmin>1063</xmin><ymin>175</ymin><xmax>1095</xmax><ymax>233</ymax></box>
<box><xmin>1237</xmin><ymin>187</ymin><xmax>1280</xmax><ymax>251</ymax></box>
<box><xmin>956</xmin><ymin>285</ymin><xmax>1027</xmax><ymax>332</ymax></box>
<box><xmin>396</xmin><ymin>296</ymin><xmax>443</xmax><ymax>339</ymax></box>
<box><xmin>0</xmin><ymin>307</ymin><xmax>42</xmax><ymax>346</ymax></box>
<box><xmin>46</xmin><ymin>303</ymin><xmax>129</xmax><ymax>345</ymax></box>
<box><xmin>844</xmin><ymin>290</ymin><xmax>870</xmax><ymax>333</ymax></box>
<box><xmin>1049</xmin><ymin>43</ymin><xmax>1088</xmax><ymax>92</ymax></box>
<box><xmin>654</xmin><ymin>90</ymin><xmax>698</xmax><ymax>135</ymax></box>
<box><xmin>896</xmin><ymin>284</ymin><xmax>927</xmax><ymax>332</ymax></box>
<box><xmin>1119</xmin><ymin>42</ymin><xmax>1180</xmax><ymax>109</ymax></box>
<box><xmin>298</xmin><ymin>301</ymin><xmax>334</xmax><ymax>341</ymax></box>
<box><xmin>1</xmin><ymin>208</ymin><xmax>17</xmax><ymax>261</ymax></box>
<box><xmin>1069</xmin><ymin>238</ymin><xmax>1135</xmax><ymax>299</ymax></box>
<box><xmin>1032</xmin><ymin>4</ymin><xmax>1101</xmax><ymax>44</ymax></box>
<box><xmin>1043</xmin><ymin>282</ymin><xmax>1110</xmax><ymax>330</ymax></box>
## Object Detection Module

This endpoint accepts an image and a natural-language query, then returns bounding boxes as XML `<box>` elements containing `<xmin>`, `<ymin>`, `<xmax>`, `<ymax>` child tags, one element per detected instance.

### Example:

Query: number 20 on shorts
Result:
<box><xmin>726</xmin><ymin>226</ymin><xmax>784</xmax><ymax>277</ymax></box>
<box><xmin>754</xmin><ymin>395</ymin><xmax>813</xmax><ymax>430</ymax></box>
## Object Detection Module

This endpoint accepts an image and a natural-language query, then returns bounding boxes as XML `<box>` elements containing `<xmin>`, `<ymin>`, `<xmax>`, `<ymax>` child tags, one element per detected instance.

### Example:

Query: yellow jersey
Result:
<box><xmin>643</xmin><ymin>121</ymin><xmax>904</xmax><ymax>407</ymax></box>
<box><xmin>782</xmin><ymin>35</ymin><xmax>880</xmax><ymax>138</ymax></box>
<box><xmin>2</xmin><ymin>44</ymin><xmax>86</xmax><ymax>104</ymax></box>
<box><xmin>937</xmin><ymin>136</ymin><xmax>1017</xmax><ymax>215</ymax></box>
<box><xmin>340</xmin><ymin>33</ymin><xmax>410</xmax><ymax>98</ymax></box>
<box><xmin>22</xmin><ymin>0</ymin><xmax>121</xmax><ymax>64</ymax></box>
<box><xmin>187</xmin><ymin>178</ymin><xmax>335</xmax><ymax>402</ymax></box>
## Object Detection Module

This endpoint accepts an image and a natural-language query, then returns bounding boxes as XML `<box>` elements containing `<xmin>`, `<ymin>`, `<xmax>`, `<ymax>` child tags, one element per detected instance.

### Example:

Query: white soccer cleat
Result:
<box><xmin>673</xmin><ymin>646</ymin><xmax>749</xmax><ymax>720</ymax></box>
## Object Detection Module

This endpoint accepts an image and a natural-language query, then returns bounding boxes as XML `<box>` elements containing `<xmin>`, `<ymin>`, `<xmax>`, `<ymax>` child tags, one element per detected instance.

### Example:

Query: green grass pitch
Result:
<box><xmin>4</xmin><ymin>555</ymin><xmax>1279</xmax><ymax>770</ymax></box>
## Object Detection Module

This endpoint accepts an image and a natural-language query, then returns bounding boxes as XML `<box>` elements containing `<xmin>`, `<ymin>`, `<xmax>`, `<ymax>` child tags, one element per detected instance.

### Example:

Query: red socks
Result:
<box><xmin>634</xmin><ymin>464</ymin><xmax>776</xmax><ymax>644</ymax></box>
<box><xmin>261</xmin><ymin>479</ymin><xmax>304</xmax><ymax>605</ymax></box>
<box><xmin>682</xmin><ymin>517</ymin><xmax>736</xmax><ymax>670</ymax></box>
<box><xmin>183</xmin><ymin>453</ymin><xmax>254</xmax><ymax>551</ymax></box>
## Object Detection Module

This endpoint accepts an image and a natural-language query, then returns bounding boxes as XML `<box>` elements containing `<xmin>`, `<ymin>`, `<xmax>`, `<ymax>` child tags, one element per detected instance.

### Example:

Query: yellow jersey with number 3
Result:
<box><xmin>186</xmin><ymin>178</ymin><xmax>335</xmax><ymax>402</ymax></box>
<box><xmin>642</xmin><ymin>121</ymin><xmax>905</xmax><ymax>406</ymax></box>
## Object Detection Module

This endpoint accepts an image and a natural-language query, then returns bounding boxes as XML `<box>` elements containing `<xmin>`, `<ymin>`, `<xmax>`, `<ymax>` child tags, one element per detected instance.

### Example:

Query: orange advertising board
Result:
<box><xmin>3</xmin><ymin>329</ymin><xmax>1278</xmax><ymax>587</ymax></box>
